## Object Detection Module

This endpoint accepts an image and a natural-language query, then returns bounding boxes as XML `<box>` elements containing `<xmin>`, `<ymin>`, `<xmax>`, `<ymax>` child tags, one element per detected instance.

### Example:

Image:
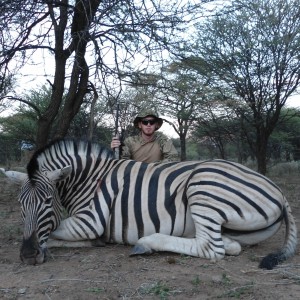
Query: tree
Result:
<box><xmin>184</xmin><ymin>0</ymin><xmax>300</xmax><ymax>174</ymax></box>
<box><xmin>122</xmin><ymin>62</ymin><xmax>216</xmax><ymax>161</ymax></box>
<box><xmin>66</xmin><ymin>90</ymin><xmax>113</xmax><ymax>145</ymax></box>
<box><xmin>0</xmin><ymin>85</ymin><xmax>53</xmax><ymax>145</ymax></box>
<box><xmin>0</xmin><ymin>0</ymin><xmax>205</xmax><ymax>149</ymax></box>
<box><xmin>157</xmin><ymin>63</ymin><xmax>208</xmax><ymax>161</ymax></box>
<box><xmin>270</xmin><ymin>108</ymin><xmax>300</xmax><ymax>161</ymax></box>
<box><xmin>193</xmin><ymin>108</ymin><xmax>238</xmax><ymax>160</ymax></box>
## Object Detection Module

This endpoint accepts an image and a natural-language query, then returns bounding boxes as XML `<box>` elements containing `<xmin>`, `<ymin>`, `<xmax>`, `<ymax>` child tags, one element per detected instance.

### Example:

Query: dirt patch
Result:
<box><xmin>0</xmin><ymin>174</ymin><xmax>300</xmax><ymax>299</ymax></box>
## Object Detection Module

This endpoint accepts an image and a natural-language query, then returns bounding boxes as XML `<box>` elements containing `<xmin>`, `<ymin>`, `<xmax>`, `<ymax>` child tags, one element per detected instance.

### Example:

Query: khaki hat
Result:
<box><xmin>133</xmin><ymin>111</ymin><xmax>163</xmax><ymax>131</ymax></box>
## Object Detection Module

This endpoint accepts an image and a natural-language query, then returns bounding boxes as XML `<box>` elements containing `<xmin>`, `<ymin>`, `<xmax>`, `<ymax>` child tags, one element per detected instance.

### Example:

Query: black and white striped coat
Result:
<box><xmin>1</xmin><ymin>139</ymin><xmax>297</xmax><ymax>269</ymax></box>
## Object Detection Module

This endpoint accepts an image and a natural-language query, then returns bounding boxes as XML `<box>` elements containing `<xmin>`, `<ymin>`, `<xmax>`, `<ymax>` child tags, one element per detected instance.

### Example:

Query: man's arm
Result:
<box><xmin>161</xmin><ymin>138</ymin><xmax>179</xmax><ymax>162</ymax></box>
<box><xmin>111</xmin><ymin>134</ymin><xmax>134</xmax><ymax>160</ymax></box>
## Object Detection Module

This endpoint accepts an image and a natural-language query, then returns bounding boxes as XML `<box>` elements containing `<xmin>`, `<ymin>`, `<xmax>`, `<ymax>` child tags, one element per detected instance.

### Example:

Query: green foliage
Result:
<box><xmin>188</xmin><ymin>106</ymin><xmax>300</xmax><ymax>163</ymax></box>
<box><xmin>0</xmin><ymin>85</ymin><xmax>53</xmax><ymax>145</ymax></box>
<box><xmin>191</xmin><ymin>275</ymin><xmax>201</xmax><ymax>286</ymax></box>
<box><xmin>267</xmin><ymin>161</ymin><xmax>300</xmax><ymax>176</ymax></box>
<box><xmin>222</xmin><ymin>284</ymin><xmax>254</xmax><ymax>299</ymax></box>
<box><xmin>140</xmin><ymin>281</ymin><xmax>173</xmax><ymax>300</ymax></box>
<box><xmin>0</xmin><ymin>113</ymin><xmax>36</xmax><ymax>144</ymax></box>
<box><xmin>184</xmin><ymin>0</ymin><xmax>300</xmax><ymax>173</ymax></box>
<box><xmin>67</xmin><ymin>106</ymin><xmax>113</xmax><ymax>146</ymax></box>
<box><xmin>0</xmin><ymin>134</ymin><xmax>22</xmax><ymax>165</ymax></box>
<box><xmin>221</xmin><ymin>273</ymin><xmax>231</xmax><ymax>285</ymax></box>
<box><xmin>270</xmin><ymin>108</ymin><xmax>300</xmax><ymax>160</ymax></box>
<box><xmin>186</xmin><ymin>142</ymin><xmax>200</xmax><ymax>160</ymax></box>
<box><xmin>0</xmin><ymin>84</ymin><xmax>115</xmax><ymax>148</ymax></box>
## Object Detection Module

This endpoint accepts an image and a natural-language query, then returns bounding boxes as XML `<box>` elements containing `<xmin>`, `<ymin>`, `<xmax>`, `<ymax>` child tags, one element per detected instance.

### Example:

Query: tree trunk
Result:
<box><xmin>35</xmin><ymin>2</ymin><xmax>70</xmax><ymax>149</ymax></box>
<box><xmin>88</xmin><ymin>83</ymin><xmax>98</xmax><ymax>141</ymax></box>
<box><xmin>53</xmin><ymin>0</ymin><xmax>101</xmax><ymax>139</ymax></box>
<box><xmin>255</xmin><ymin>130</ymin><xmax>268</xmax><ymax>175</ymax></box>
<box><xmin>35</xmin><ymin>0</ymin><xmax>101</xmax><ymax>147</ymax></box>
<box><xmin>180</xmin><ymin>134</ymin><xmax>186</xmax><ymax>161</ymax></box>
<box><xmin>35</xmin><ymin>55</ymin><xmax>68</xmax><ymax>149</ymax></box>
<box><xmin>54</xmin><ymin>56</ymin><xmax>89</xmax><ymax>139</ymax></box>
<box><xmin>216</xmin><ymin>137</ymin><xmax>226</xmax><ymax>159</ymax></box>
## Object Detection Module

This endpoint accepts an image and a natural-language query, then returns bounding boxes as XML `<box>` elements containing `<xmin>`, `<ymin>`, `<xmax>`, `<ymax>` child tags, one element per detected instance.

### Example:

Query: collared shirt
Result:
<box><xmin>121</xmin><ymin>132</ymin><xmax>179</xmax><ymax>163</ymax></box>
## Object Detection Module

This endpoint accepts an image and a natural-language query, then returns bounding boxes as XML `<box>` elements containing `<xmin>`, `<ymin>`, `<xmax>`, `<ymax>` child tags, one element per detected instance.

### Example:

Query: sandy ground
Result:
<box><xmin>0</xmin><ymin>173</ymin><xmax>299</xmax><ymax>300</ymax></box>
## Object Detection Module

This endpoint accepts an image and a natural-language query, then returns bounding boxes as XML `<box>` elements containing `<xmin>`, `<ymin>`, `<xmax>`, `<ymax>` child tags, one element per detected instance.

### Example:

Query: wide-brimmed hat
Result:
<box><xmin>133</xmin><ymin>111</ymin><xmax>163</xmax><ymax>131</ymax></box>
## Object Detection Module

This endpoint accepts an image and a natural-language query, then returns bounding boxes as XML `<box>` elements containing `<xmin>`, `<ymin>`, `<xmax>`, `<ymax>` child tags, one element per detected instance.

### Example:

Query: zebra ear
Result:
<box><xmin>0</xmin><ymin>168</ymin><xmax>28</xmax><ymax>184</ymax></box>
<box><xmin>46</xmin><ymin>165</ymin><xmax>72</xmax><ymax>183</ymax></box>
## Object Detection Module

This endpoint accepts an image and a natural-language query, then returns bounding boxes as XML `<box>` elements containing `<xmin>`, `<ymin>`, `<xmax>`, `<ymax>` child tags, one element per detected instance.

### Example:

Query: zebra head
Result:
<box><xmin>18</xmin><ymin>166</ymin><xmax>72</xmax><ymax>265</ymax></box>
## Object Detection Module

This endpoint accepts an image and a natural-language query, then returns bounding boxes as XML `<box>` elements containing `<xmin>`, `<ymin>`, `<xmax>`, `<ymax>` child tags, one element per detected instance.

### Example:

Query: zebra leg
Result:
<box><xmin>48</xmin><ymin>213</ymin><xmax>104</xmax><ymax>244</ymax></box>
<box><xmin>222</xmin><ymin>236</ymin><xmax>242</xmax><ymax>256</ymax></box>
<box><xmin>131</xmin><ymin>233</ymin><xmax>214</xmax><ymax>258</ymax></box>
<box><xmin>131</xmin><ymin>207</ymin><xmax>229</xmax><ymax>260</ymax></box>
<box><xmin>131</xmin><ymin>230</ymin><xmax>226</xmax><ymax>261</ymax></box>
<box><xmin>130</xmin><ymin>235</ymin><xmax>241</xmax><ymax>257</ymax></box>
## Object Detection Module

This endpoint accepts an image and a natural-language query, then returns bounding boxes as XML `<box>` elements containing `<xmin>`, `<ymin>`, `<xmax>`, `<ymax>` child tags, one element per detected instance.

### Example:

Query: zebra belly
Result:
<box><xmin>105</xmin><ymin>208</ymin><xmax>196</xmax><ymax>245</ymax></box>
<box><xmin>223</xmin><ymin>217</ymin><xmax>283</xmax><ymax>245</ymax></box>
<box><xmin>221</xmin><ymin>208</ymin><xmax>283</xmax><ymax>231</ymax></box>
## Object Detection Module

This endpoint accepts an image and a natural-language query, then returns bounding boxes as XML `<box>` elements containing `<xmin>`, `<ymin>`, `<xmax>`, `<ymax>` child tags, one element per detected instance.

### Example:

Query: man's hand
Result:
<box><xmin>111</xmin><ymin>136</ymin><xmax>121</xmax><ymax>149</ymax></box>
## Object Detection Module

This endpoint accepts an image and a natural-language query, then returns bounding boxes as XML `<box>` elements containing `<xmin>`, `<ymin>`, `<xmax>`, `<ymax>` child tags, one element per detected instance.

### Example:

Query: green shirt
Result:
<box><xmin>121</xmin><ymin>132</ymin><xmax>179</xmax><ymax>163</ymax></box>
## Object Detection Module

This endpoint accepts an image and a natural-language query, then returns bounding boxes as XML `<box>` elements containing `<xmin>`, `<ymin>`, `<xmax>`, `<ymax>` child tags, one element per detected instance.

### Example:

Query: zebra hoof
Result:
<box><xmin>130</xmin><ymin>244</ymin><xmax>154</xmax><ymax>256</ymax></box>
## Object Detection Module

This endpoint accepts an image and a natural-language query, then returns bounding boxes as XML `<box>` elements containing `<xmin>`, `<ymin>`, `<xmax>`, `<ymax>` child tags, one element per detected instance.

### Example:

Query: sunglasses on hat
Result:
<box><xmin>141</xmin><ymin>119</ymin><xmax>156</xmax><ymax>125</ymax></box>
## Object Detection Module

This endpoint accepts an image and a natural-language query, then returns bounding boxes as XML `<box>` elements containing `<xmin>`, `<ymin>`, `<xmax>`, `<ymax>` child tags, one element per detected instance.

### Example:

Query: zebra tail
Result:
<box><xmin>259</xmin><ymin>197</ymin><xmax>297</xmax><ymax>270</ymax></box>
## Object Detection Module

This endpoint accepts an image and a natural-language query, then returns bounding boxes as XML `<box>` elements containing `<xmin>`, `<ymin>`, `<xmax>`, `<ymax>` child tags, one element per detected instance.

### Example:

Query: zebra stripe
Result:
<box><xmin>12</xmin><ymin>139</ymin><xmax>296</xmax><ymax>269</ymax></box>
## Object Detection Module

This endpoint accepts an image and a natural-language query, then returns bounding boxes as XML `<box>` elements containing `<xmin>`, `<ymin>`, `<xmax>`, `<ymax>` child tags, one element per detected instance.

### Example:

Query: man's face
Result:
<box><xmin>139</xmin><ymin>118</ymin><xmax>157</xmax><ymax>136</ymax></box>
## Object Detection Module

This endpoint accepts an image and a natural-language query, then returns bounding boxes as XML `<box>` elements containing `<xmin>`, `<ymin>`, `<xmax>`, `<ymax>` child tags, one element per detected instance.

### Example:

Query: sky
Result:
<box><xmin>286</xmin><ymin>94</ymin><xmax>300</xmax><ymax>108</ymax></box>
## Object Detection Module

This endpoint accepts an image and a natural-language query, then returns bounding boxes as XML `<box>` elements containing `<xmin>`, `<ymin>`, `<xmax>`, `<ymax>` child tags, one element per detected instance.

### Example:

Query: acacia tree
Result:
<box><xmin>156</xmin><ymin>64</ymin><xmax>208</xmax><ymax>161</ymax></box>
<box><xmin>184</xmin><ymin>0</ymin><xmax>300</xmax><ymax>174</ymax></box>
<box><xmin>0</xmin><ymin>0</ymin><xmax>205</xmax><ymax>149</ymax></box>
<box><xmin>0</xmin><ymin>85</ymin><xmax>52</xmax><ymax>144</ymax></box>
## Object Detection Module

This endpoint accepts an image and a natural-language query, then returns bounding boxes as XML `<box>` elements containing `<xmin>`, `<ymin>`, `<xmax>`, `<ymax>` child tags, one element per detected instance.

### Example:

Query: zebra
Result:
<box><xmin>1</xmin><ymin>139</ymin><xmax>297</xmax><ymax>269</ymax></box>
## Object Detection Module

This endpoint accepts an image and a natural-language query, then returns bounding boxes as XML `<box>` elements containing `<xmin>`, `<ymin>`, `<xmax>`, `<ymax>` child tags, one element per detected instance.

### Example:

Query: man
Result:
<box><xmin>111</xmin><ymin>111</ymin><xmax>178</xmax><ymax>163</ymax></box>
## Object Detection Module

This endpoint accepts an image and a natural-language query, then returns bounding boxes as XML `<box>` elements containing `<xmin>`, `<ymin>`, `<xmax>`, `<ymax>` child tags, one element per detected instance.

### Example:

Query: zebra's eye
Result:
<box><xmin>44</xmin><ymin>196</ymin><xmax>52</xmax><ymax>205</ymax></box>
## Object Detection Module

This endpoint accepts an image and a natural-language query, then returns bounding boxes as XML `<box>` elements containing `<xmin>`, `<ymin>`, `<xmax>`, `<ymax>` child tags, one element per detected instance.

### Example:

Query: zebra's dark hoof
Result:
<box><xmin>130</xmin><ymin>244</ymin><xmax>154</xmax><ymax>256</ymax></box>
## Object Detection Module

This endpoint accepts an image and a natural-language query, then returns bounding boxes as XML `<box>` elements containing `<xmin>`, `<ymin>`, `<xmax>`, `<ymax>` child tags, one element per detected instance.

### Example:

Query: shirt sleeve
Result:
<box><xmin>161</xmin><ymin>138</ymin><xmax>179</xmax><ymax>162</ymax></box>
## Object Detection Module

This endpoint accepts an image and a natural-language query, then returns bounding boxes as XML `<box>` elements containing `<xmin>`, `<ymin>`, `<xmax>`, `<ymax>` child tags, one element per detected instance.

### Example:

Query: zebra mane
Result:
<box><xmin>26</xmin><ymin>139</ymin><xmax>114</xmax><ymax>181</ymax></box>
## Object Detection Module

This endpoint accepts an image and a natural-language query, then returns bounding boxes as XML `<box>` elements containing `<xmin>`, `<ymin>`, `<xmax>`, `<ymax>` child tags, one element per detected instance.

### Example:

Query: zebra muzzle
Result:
<box><xmin>20</xmin><ymin>232</ymin><xmax>46</xmax><ymax>265</ymax></box>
